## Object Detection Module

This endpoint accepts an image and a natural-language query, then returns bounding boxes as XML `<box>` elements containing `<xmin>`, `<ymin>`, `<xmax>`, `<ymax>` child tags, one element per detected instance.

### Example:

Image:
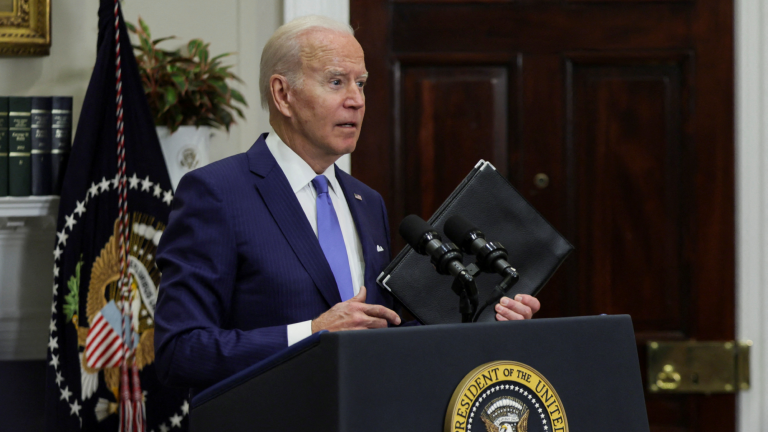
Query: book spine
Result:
<box><xmin>9</xmin><ymin>97</ymin><xmax>32</xmax><ymax>197</ymax></box>
<box><xmin>0</xmin><ymin>97</ymin><xmax>8</xmax><ymax>196</ymax></box>
<box><xmin>51</xmin><ymin>97</ymin><xmax>73</xmax><ymax>195</ymax></box>
<box><xmin>31</xmin><ymin>96</ymin><xmax>52</xmax><ymax>196</ymax></box>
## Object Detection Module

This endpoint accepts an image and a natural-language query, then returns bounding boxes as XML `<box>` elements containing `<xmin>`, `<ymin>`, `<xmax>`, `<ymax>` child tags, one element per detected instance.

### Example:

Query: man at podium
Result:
<box><xmin>152</xmin><ymin>15</ymin><xmax>540</xmax><ymax>391</ymax></box>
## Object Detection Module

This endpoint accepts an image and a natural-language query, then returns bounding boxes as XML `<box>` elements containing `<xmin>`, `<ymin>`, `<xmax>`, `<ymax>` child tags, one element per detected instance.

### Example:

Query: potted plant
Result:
<box><xmin>126</xmin><ymin>18</ymin><xmax>247</xmax><ymax>189</ymax></box>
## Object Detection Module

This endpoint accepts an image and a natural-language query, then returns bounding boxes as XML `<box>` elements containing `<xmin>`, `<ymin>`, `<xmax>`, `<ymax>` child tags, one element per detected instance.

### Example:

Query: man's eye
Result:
<box><xmin>331</xmin><ymin>79</ymin><xmax>342</xmax><ymax>85</ymax></box>
<box><xmin>357</xmin><ymin>81</ymin><xmax>366</xmax><ymax>88</ymax></box>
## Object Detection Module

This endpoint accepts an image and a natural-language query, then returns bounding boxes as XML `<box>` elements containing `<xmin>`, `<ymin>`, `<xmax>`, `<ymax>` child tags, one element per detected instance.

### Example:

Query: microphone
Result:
<box><xmin>399</xmin><ymin>214</ymin><xmax>479</xmax><ymax>323</ymax></box>
<box><xmin>399</xmin><ymin>214</ymin><xmax>466</xmax><ymax>277</ymax></box>
<box><xmin>444</xmin><ymin>215</ymin><xmax>517</xmax><ymax>279</ymax></box>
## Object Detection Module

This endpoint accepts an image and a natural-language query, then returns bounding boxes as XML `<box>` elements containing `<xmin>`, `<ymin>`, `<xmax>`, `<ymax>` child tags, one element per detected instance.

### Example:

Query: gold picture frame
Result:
<box><xmin>0</xmin><ymin>0</ymin><xmax>51</xmax><ymax>56</ymax></box>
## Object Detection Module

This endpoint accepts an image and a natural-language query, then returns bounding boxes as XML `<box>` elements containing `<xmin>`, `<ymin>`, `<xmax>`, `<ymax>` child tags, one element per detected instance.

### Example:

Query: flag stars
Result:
<box><xmin>51</xmin><ymin>300</ymin><xmax>57</xmax><ymax>314</ymax></box>
<box><xmin>153</xmin><ymin>183</ymin><xmax>163</xmax><ymax>198</ymax></box>
<box><xmin>50</xmin><ymin>354</ymin><xmax>60</xmax><ymax>368</ymax></box>
<box><xmin>162</xmin><ymin>190</ymin><xmax>173</xmax><ymax>205</ymax></box>
<box><xmin>69</xmin><ymin>399</ymin><xmax>81</xmax><ymax>416</ymax></box>
<box><xmin>74</xmin><ymin>199</ymin><xmax>86</xmax><ymax>216</ymax></box>
<box><xmin>53</xmin><ymin>247</ymin><xmax>62</xmax><ymax>260</ymax></box>
<box><xmin>159</xmin><ymin>423</ymin><xmax>170</xmax><ymax>432</ymax></box>
<box><xmin>48</xmin><ymin>336</ymin><xmax>58</xmax><ymax>350</ymax></box>
<box><xmin>59</xmin><ymin>385</ymin><xmax>71</xmax><ymax>401</ymax></box>
<box><xmin>112</xmin><ymin>173</ymin><xmax>120</xmax><ymax>190</ymax></box>
<box><xmin>141</xmin><ymin>176</ymin><xmax>153</xmax><ymax>191</ymax></box>
<box><xmin>129</xmin><ymin>173</ymin><xmax>140</xmax><ymax>189</ymax></box>
<box><xmin>55</xmin><ymin>371</ymin><xmax>64</xmax><ymax>385</ymax></box>
<box><xmin>89</xmin><ymin>182</ymin><xmax>99</xmax><ymax>198</ymax></box>
<box><xmin>170</xmin><ymin>413</ymin><xmax>183</xmax><ymax>427</ymax></box>
<box><xmin>181</xmin><ymin>400</ymin><xmax>189</xmax><ymax>415</ymax></box>
<box><xmin>56</xmin><ymin>230</ymin><xmax>69</xmax><ymax>246</ymax></box>
<box><xmin>65</xmin><ymin>213</ymin><xmax>77</xmax><ymax>231</ymax></box>
<box><xmin>54</xmin><ymin>265</ymin><xmax>60</xmax><ymax>278</ymax></box>
<box><xmin>99</xmin><ymin>176</ymin><xmax>111</xmax><ymax>192</ymax></box>
<box><xmin>49</xmin><ymin>318</ymin><xmax>57</xmax><ymax>332</ymax></box>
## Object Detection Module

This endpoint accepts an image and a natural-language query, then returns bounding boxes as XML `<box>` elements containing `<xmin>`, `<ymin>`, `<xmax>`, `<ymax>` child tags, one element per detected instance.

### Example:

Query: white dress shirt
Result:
<box><xmin>264</xmin><ymin>132</ymin><xmax>365</xmax><ymax>345</ymax></box>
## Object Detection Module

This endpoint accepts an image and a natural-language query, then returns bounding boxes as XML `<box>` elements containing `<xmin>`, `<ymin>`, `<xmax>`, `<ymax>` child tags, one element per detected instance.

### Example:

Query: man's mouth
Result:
<box><xmin>336</xmin><ymin>122</ymin><xmax>357</xmax><ymax>128</ymax></box>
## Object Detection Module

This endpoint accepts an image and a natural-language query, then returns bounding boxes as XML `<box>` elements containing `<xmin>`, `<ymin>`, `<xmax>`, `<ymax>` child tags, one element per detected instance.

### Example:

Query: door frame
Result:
<box><xmin>736</xmin><ymin>0</ymin><xmax>768</xmax><ymax>429</ymax></box>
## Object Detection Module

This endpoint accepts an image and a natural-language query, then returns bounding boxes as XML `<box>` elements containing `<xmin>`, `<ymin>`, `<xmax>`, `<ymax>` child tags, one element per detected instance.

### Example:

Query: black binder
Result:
<box><xmin>377</xmin><ymin>160</ymin><xmax>574</xmax><ymax>324</ymax></box>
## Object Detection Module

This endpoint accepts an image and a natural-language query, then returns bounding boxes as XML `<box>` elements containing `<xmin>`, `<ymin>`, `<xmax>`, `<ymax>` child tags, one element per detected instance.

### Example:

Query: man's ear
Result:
<box><xmin>270</xmin><ymin>74</ymin><xmax>293</xmax><ymax>117</ymax></box>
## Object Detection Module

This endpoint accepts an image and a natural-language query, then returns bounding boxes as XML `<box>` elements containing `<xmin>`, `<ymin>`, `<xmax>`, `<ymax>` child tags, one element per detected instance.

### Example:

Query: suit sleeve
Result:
<box><xmin>153</xmin><ymin>169</ymin><xmax>288</xmax><ymax>390</ymax></box>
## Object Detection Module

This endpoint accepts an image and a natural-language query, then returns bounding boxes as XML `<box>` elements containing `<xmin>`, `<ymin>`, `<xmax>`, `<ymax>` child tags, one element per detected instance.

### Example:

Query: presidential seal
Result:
<box><xmin>445</xmin><ymin>361</ymin><xmax>568</xmax><ymax>432</ymax></box>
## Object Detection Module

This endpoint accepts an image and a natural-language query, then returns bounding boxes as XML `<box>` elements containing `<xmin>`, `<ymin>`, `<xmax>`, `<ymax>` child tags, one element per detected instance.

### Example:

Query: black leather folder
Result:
<box><xmin>377</xmin><ymin>160</ymin><xmax>574</xmax><ymax>324</ymax></box>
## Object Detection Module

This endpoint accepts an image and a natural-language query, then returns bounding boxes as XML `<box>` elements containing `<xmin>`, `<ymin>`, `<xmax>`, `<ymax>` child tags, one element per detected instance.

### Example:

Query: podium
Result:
<box><xmin>190</xmin><ymin>315</ymin><xmax>649</xmax><ymax>432</ymax></box>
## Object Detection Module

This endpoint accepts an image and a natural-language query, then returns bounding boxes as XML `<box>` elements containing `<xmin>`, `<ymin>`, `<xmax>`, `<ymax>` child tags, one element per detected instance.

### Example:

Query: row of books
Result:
<box><xmin>0</xmin><ymin>96</ymin><xmax>73</xmax><ymax>197</ymax></box>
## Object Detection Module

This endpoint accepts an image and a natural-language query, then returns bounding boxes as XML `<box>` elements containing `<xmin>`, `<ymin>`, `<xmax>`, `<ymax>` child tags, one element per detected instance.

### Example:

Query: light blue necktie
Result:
<box><xmin>312</xmin><ymin>175</ymin><xmax>354</xmax><ymax>302</ymax></box>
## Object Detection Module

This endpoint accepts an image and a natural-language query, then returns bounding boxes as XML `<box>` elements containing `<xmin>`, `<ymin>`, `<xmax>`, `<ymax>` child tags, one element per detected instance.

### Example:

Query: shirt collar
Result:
<box><xmin>265</xmin><ymin>131</ymin><xmax>340</xmax><ymax>195</ymax></box>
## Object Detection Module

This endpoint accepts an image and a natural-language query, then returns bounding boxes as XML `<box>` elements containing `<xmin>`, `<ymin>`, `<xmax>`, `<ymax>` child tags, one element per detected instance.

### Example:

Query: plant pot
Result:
<box><xmin>156</xmin><ymin>126</ymin><xmax>212</xmax><ymax>190</ymax></box>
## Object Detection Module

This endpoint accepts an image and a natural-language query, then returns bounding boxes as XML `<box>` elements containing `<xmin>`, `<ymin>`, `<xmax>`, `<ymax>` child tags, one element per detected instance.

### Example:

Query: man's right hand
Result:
<box><xmin>311</xmin><ymin>286</ymin><xmax>401</xmax><ymax>333</ymax></box>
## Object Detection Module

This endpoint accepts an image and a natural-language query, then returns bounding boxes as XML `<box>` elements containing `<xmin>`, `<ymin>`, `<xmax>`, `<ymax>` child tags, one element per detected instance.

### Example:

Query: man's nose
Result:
<box><xmin>344</xmin><ymin>86</ymin><xmax>364</xmax><ymax>109</ymax></box>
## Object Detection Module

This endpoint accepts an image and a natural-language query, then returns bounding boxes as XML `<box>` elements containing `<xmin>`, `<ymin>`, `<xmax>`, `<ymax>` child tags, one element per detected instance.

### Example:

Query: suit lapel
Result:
<box><xmin>336</xmin><ymin>167</ymin><xmax>379</xmax><ymax>301</ymax></box>
<box><xmin>248</xmin><ymin>135</ymin><xmax>341</xmax><ymax>307</ymax></box>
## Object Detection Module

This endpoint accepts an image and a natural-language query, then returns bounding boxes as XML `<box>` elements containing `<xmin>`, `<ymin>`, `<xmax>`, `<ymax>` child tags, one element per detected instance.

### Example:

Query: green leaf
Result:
<box><xmin>209</xmin><ymin>79</ymin><xmax>227</xmax><ymax>95</ymax></box>
<box><xmin>165</xmin><ymin>86</ymin><xmax>178</xmax><ymax>106</ymax></box>
<box><xmin>140</xmin><ymin>35</ymin><xmax>152</xmax><ymax>54</ymax></box>
<box><xmin>63</xmin><ymin>259</ymin><xmax>83</xmax><ymax>322</ymax></box>
<box><xmin>125</xmin><ymin>21</ymin><xmax>137</xmax><ymax>33</ymax></box>
<box><xmin>229</xmin><ymin>88</ymin><xmax>247</xmax><ymax>107</ymax></box>
<box><xmin>152</xmin><ymin>36</ymin><xmax>176</xmax><ymax>46</ymax></box>
<box><xmin>139</xmin><ymin>17</ymin><xmax>152</xmax><ymax>40</ymax></box>
<box><xmin>198</xmin><ymin>45</ymin><xmax>209</xmax><ymax>65</ymax></box>
<box><xmin>171</xmin><ymin>74</ymin><xmax>187</xmax><ymax>92</ymax></box>
<box><xmin>187</xmin><ymin>39</ymin><xmax>202</xmax><ymax>56</ymax></box>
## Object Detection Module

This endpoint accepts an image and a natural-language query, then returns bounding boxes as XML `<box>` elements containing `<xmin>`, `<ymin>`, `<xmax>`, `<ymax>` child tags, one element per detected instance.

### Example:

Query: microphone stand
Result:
<box><xmin>450</xmin><ymin>270</ymin><xmax>479</xmax><ymax>323</ymax></box>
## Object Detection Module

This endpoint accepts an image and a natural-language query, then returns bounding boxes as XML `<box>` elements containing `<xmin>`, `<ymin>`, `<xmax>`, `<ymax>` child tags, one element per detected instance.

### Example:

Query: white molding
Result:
<box><xmin>283</xmin><ymin>0</ymin><xmax>349</xmax><ymax>24</ymax></box>
<box><xmin>736</xmin><ymin>0</ymin><xmax>768</xmax><ymax>429</ymax></box>
<box><xmin>0</xmin><ymin>196</ymin><xmax>59</xmax><ymax>218</ymax></box>
<box><xmin>282</xmin><ymin>0</ymin><xmax>352</xmax><ymax>174</ymax></box>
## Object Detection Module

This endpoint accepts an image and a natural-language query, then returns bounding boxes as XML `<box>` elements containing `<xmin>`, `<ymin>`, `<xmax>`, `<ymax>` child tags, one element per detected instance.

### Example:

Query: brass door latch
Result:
<box><xmin>647</xmin><ymin>340</ymin><xmax>751</xmax><ymax>394</ymax></box>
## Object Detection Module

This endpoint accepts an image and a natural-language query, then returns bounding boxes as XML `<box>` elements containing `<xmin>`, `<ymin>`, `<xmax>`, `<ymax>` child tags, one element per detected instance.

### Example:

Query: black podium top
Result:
<box><xmin>191</xmin><ymin>315</ymin><xmax>649</xmax><ymax>432</ymax></box>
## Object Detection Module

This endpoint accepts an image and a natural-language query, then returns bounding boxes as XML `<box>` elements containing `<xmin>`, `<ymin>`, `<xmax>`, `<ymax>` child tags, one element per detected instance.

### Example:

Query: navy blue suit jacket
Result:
<box><xmin>154</xmin><ymin>134</ymin><xmax>394</xmax><ymax>390</ymax></box>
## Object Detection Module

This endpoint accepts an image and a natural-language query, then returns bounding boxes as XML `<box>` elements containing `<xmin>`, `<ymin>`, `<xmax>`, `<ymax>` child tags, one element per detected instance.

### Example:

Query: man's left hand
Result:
<box><xmin>495</xmin><ymin>294</ymin><xmax>540</xmax><ymax>321</ymax></box>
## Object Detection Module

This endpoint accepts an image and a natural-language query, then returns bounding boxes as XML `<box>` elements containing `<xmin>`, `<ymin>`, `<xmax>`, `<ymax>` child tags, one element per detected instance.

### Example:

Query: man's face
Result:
<box><xmin>288</xmin><ymin>30</ymin><xmax>367</xmax><ymax>159</ymax></box>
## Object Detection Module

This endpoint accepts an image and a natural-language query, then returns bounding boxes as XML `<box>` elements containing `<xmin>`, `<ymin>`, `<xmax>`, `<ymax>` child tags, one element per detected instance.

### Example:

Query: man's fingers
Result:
<box><xmin>362</xmin><ymin>304</ymin><xmax>401</xmax><ymax>325</ymax></box>
<box><xmin>348</xmin><ymin>285</ymin><xmax>367</xmax><ymax>303</ymax></box>
<box><xmin>495</xmin><ymin>297</ymin><xmax>530</xmax><ymax>321</ymax></box>
<box><xmin>515</xmin><ymin>294</ymin><xmax>541</xmax><ymax>314</ymax></box>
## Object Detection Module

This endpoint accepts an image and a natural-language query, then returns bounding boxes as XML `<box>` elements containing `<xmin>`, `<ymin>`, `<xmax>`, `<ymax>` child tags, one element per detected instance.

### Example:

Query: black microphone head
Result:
<box><xmin>399</xmin><ymin>214</ymin><xmax>439</xmax><ymax>254</ymax></box>
<box><xmin>444</xmin><ymin>215</ymin><xmax>482</xmax><ymax>248</ymax></box>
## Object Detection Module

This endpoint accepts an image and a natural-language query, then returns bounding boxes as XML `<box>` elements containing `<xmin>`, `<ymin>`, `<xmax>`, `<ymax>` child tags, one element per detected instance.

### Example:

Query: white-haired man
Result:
<box><xmin>153</xmin><ymin>16</ymin><xmax>540</xmax><ymax>391</ymax></box>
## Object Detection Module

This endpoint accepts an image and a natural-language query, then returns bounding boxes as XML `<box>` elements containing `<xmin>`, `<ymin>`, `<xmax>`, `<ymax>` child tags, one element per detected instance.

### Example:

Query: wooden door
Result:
<box><xmin>351</xmin><ymin>1</ymin><xmax>735</xmax><ymax>431</ymax></box>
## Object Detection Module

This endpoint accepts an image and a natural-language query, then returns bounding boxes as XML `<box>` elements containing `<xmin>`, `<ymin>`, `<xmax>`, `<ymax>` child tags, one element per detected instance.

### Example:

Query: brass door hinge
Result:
<box><xmin>647</xmin><ymin>340</ymin><xmax>752</xmax><ymax>394</ymax></box>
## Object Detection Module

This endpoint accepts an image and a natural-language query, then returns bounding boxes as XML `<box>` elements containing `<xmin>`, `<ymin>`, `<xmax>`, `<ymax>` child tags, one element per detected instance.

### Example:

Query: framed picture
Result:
<box><xmin>0</xmin><ymin>0</ymin><xmax>50</xmax><ymax>56</ymax></box>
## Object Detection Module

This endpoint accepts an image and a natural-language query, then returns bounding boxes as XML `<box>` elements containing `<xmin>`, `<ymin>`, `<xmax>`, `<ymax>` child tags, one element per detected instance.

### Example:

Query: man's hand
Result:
<box><xmin>311</xmin><ymin>286</ymin><xmax>401</xmax><ymax>333</ymax></box>
<box><xmin>495</xmin><ymin>294</ymin><xmax>540</xmax><ymax>321</ymax></box>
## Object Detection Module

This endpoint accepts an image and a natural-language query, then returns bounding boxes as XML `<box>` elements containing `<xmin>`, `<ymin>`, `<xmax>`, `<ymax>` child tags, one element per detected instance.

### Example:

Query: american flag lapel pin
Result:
<box><xmin>354</xmin><ymin>193</ymin><xmax>362</xmax><ymax>201</ymax></box>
